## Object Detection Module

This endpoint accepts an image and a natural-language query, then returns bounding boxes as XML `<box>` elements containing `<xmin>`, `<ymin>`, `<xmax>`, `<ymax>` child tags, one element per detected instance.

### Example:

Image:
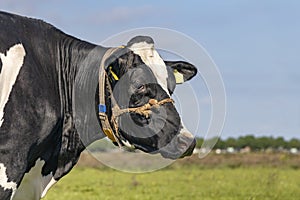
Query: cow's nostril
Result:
<box><xmin>178</xmin><ymin>136</ymin><xmax>196</xmax><ymax>158</ymax></box>
<box><xmin>177</xmin><ymin>136</ymin><xmax>189</xmax><ymax>150</ymax></box>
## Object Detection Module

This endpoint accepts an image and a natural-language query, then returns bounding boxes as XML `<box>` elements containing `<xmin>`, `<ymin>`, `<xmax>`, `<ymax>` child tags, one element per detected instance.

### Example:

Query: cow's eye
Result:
<box><xmin>137</xmin><ymin>85</ymin><xmax>145</xmax><ymax>93</ymax></box>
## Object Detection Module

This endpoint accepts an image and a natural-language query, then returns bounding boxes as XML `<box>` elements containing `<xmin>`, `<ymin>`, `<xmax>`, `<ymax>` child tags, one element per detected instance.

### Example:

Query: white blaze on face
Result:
<box><xmin>0</xmin><ymin>44</ymin><xmax>26</xmax><ymax>127</ymax></box>
<box><xmin>128</xmin><ymin>42</ymin><xmax>170</xmax><ymax>95</ymax></box>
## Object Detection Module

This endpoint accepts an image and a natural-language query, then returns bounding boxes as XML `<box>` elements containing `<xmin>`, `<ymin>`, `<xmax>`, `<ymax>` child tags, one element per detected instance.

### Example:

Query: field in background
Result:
<box><xmin>44</xmin><ymin>152</ymin><xmax>300</xmax><ymax>200</ymax></box>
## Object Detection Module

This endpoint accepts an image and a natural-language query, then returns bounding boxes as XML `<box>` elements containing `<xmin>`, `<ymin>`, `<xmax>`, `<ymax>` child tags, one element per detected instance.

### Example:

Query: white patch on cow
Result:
<box><xmin>128</xmin><ymin>42</ymin><xmax>170</xmax><ymax>95</ymax></box>
<box><xmin>0</xmin><ymin>163</ymin><xmax>17</xmax><ymax>199</ymax></box>
<box><xmin>0</xmin><ymin>44</ymin><xmax>26</xmax><ymax>127</ymax></box>
<box><xmin>12</xmin><ymin>159</ymin><xmax>56</xmax><ymax>200</ymax></box>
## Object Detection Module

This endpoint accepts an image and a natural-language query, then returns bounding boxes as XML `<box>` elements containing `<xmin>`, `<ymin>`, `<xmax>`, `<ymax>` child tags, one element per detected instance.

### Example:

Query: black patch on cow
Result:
<box><xmin>0</xmin><ymin>186</ymin><xmax>13</xmax><ymax>200</ymax></box>
<box><xmin>0</xmin><ymin>58</ymin><xmax>2</xmax><ymax>73</ymax></box>
<box><xmin>127</xmin><ymin>35</ymin><xmax>154</xmax><ymax>47</ymax></box>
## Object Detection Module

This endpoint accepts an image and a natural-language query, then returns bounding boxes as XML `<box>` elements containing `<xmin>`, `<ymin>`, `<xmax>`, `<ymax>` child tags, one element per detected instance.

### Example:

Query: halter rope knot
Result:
<box><xmin>113</xmin><ymin>98</ymin><xmax>174</xmax><ymax>119</ymax></box>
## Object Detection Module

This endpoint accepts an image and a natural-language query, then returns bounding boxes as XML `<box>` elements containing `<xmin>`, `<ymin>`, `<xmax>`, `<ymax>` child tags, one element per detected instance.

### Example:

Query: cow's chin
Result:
<box><xmin>119</xmin><ymin>132</ymin><xmax>196</xmax><ymax>160</ymax></box>
<box><xmin>118</xmin><ymin>119</ymin><xmax>196</xmax><ymax>160</ymax></box>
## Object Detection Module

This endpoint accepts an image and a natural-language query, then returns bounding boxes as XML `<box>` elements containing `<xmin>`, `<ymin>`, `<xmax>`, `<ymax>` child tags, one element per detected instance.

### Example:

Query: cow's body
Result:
<box><xmin>0</xmin><ymin>12</ymin><xmax>106</xmax><ymax>199</ymax></box>
<box><xmin>0</xmin><ymin>11</ymin><xmax>198</xmax><ymax>200</ymax></box>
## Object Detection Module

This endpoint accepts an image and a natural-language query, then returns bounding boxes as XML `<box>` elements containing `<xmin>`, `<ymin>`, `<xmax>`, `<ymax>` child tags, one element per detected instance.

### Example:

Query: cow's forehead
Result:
<box><xmin>128</xmin><ymin>41</ymin><xmax>170</xmax><ymax>95</ymax></box>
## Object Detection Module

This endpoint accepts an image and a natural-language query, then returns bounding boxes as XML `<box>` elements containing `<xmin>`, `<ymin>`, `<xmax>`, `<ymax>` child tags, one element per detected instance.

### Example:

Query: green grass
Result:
<box><xmin>44</xmin><ymin>166</ymin><xmax>300</xmax><ymax>200</ymax></box>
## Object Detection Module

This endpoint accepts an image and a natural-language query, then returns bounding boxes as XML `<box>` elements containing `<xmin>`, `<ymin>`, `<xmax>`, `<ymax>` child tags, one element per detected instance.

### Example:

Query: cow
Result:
<box><xmin>0</xmin><ymin>11</ymin><xmax>197</xmax><ymax>200</ymax></box>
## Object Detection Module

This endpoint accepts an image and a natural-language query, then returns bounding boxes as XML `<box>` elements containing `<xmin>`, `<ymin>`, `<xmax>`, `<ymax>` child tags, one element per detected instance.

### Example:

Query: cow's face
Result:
<box><xmin>104</xmin><ymin>36</ymin><xmax>197</xmax><ymax>159</ymax></box>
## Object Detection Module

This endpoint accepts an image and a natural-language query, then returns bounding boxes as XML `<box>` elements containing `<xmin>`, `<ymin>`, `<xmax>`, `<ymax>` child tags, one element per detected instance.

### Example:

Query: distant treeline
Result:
<box><xmin>196</xmin><ymin>135</ymin><xmax>300</xmax><ymax>150</ymax></box>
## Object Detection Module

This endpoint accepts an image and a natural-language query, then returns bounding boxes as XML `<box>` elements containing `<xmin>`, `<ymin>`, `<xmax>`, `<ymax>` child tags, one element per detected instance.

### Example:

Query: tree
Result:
<box><xmin>274</xmin><ymin>137</ymin><xmax>287</xmax><ymax>148</ymax></box>
<box><xmin>236</xmin><ymin>135</ymin><xmax>255</xmax><ymax>149</ymax></box>
<box><xmin>225</xmin><ymin>137</ymin><xmax>237</xmax><ymax>148</ymax></box>
<box><xmin>287</xmin><ymin>138</ymin><xmax>300</xmax><ymax>149</ymax></box>
<box><xmin>214</xmin><ymin>138</ymin><xmax>226</xmax><ymax>149</ymax></box>
<box><xmin>256</xmin><ymin>136</ymin><xmax>271</xmax><ymax>150</ymax></box>
<box><xmin>198</xmin><ymin>135</ymin><xmax>300</xmax><ymax>150</ymax></box>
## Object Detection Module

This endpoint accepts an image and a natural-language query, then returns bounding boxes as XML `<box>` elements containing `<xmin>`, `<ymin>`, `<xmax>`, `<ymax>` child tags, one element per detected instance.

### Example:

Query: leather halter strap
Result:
<box><xmin>98</xmin><ymin>47</ymin><xmax>121</xmax><ymax>145</ymax></box>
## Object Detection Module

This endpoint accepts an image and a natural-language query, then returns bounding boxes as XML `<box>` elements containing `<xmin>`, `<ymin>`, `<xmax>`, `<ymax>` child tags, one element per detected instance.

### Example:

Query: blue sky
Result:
<box><xmin>1</xmin><ymin>1</ymin><xmax>300</xmax><ymax>139</ymax></box>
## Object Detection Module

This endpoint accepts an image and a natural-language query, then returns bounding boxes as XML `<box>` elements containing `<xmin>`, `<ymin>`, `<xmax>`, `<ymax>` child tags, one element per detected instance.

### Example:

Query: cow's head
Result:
<box><xmin>101</xmin><ymin>36</ymin><xmax>197</xmax><ymax>159</ymax></box>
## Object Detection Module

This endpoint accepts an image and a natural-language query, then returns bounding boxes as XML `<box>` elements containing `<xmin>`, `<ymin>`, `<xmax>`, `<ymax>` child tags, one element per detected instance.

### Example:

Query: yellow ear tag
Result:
<box><xmin>109</xmin><ymin>66</ymin><xmax>119</xmax><ymax>81</ymax></box>
<box><xmin>174</xmin><ymin>69</ymin><xmax>184</xmax><ymax>84</ymax></box>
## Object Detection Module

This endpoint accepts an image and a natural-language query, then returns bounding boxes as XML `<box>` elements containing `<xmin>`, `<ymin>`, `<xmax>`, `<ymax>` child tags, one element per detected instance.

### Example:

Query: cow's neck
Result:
<box><xmin>56</xmin><ymin>36</ymin><xmax>96</xmax><ymax>112</ymax></box>
<box><xmin>55</xmin><ymin>35</ymin><xmax>108</xmax><ymax>145</ymax></box>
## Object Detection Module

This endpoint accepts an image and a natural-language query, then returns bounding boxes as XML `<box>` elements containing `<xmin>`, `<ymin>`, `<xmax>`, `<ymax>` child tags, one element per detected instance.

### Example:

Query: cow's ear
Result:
<box><xmin>165</xmin><ymin>61</ymin><xmax>197</xmax><ymax>84</ymax></box>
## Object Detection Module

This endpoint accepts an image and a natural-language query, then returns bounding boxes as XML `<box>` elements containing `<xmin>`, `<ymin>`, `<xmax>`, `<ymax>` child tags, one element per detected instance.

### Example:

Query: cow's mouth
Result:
<box><xmin>121</xmin><ymin>133</ymin><xmax>197</xmax><ymax>160</ymax></box>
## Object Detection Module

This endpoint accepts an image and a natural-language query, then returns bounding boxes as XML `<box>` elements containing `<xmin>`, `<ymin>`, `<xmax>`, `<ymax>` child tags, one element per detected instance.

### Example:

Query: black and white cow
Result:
<box><xmin>0</xmin><ymin>11</ymin><xmax>197</xmax><ymax>200</ymax></box>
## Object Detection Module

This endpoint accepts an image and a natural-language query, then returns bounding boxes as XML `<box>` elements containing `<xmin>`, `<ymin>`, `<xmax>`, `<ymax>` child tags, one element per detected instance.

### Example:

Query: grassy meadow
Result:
<box><xmin>44</xmin><ymin>152</ymin><xmax>300</xmax><ymax>200</ymax></box>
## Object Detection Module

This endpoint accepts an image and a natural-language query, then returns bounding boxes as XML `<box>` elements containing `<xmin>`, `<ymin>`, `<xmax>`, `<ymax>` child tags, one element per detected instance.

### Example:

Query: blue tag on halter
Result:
<box><xmin>98</xmin><ymin>104</ymin><xmax>106</xmax><ymax>113</ymax></box>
